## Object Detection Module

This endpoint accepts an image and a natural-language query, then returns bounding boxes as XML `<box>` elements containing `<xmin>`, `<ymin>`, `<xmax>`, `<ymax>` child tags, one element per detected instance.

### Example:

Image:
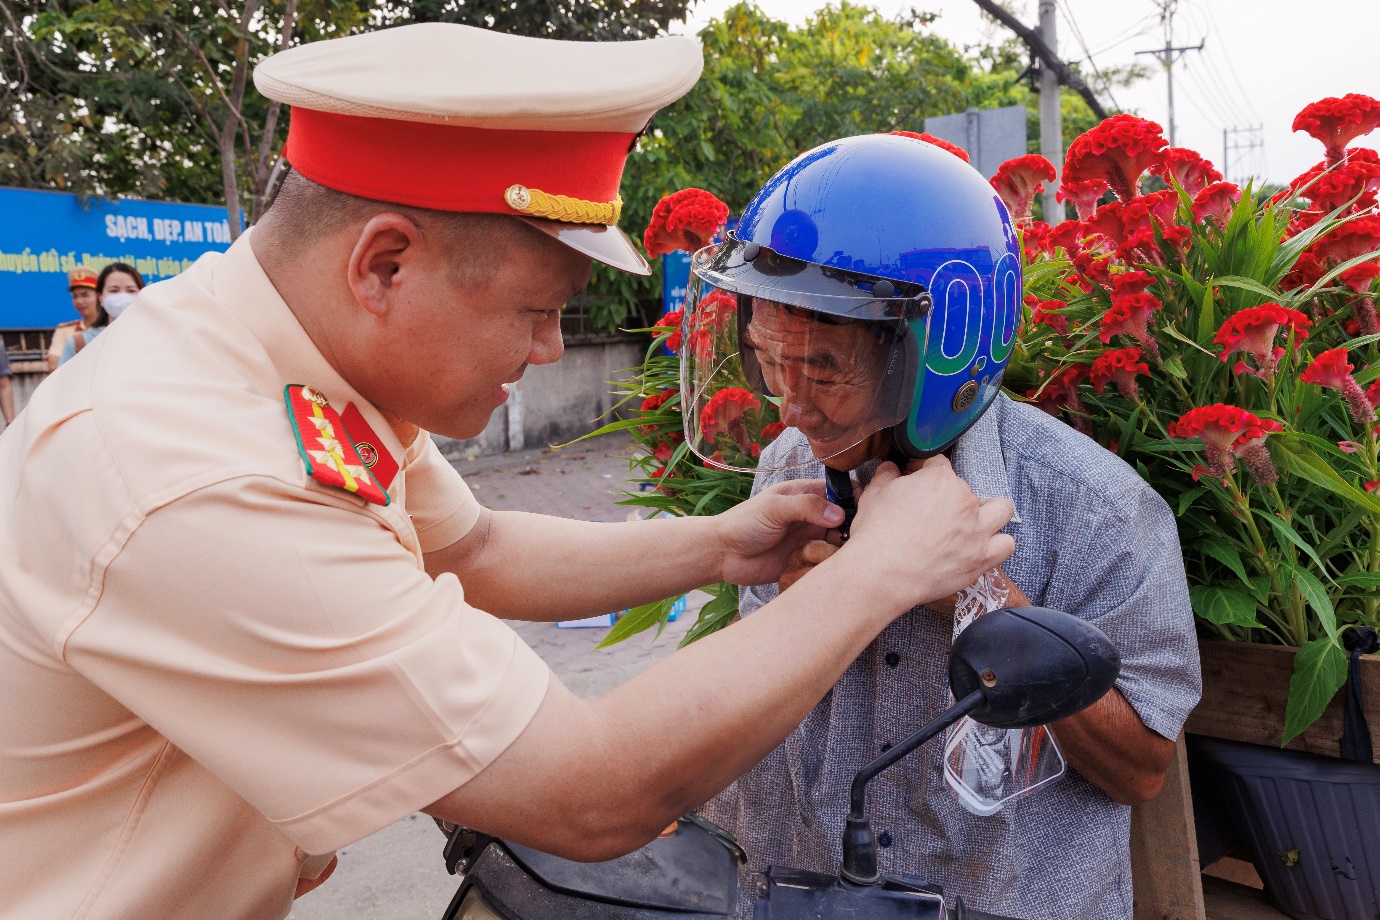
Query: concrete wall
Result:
<box><xmin>3</xmin><ymin>338</ymin><xmax>646</xmax><ymax>458</ymax></box>
<box><xmin>433</xmin><ymin>337</ymin><xmax>645</xmax><ymax>460</ymax></box>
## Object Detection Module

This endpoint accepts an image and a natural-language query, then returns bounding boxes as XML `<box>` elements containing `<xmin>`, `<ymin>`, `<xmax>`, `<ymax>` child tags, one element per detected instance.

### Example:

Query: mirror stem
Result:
<box><xmin>841</xmin><ymin>689</ymin><xmax>985</xmax><ymax>885</ymax></box>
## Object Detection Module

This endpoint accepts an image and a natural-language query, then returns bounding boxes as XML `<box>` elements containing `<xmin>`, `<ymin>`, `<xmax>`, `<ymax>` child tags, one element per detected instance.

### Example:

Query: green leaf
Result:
<box><xmin>1273</xmin><ymin>437</ymin><xmax>1380</xmax><ymax>516</ymax></box>
<box><xmin>1336</xmin><ymin>571</ymin><xmax>1380</xmax><ymax>588</ymax></box>
<box><xmin>597</xmin><ymin>596</ymin><xmax>678</xmax><ymax>648</ymax></box>
<box><xmin>1259</xmin><ymin>510</ymin><xmax>1329</xmax><ymax>575</ymax></box>
<box><xmin>1178</xmin><ymin>487</ymin><xmax>1208</xmax><ymax>516</ymax></box>
<box><xmin>1282</xmin><ymin>562</ymin><xmax>1339</xmax><ymax>640</ymax></box>
<box><xmin>1189</xmin><ymin>585</ymin><xmax>1261</xmax><ymax>627</ymax></box>
<box><xmin>1212</xmin><ymin>275</ymin><xmax>1283</xmax><ymax>302</ymax></box>
<box><xmin>679</xmin><ymin>586</ymin><xmax>739</xmax><ymax>647</ymax></box>
<box><xmin>1161</xmin><ymin>353</ymin><xmax>1188</xmax><ymax>379</ymax></box>
<box><xmin>1282</xmin><ymin>637</ymin><xmax>1348</xmax><ymax>744</ymax></box>
<box><xmin>1199</xmin><ymin>538</ymin><xmax>1252</xmax><ymax>588</ymax></box>
<box><xmin>1161</xmin><ymin>323</ymin><xmax>1219</xmax><ymax>358</ymax></box>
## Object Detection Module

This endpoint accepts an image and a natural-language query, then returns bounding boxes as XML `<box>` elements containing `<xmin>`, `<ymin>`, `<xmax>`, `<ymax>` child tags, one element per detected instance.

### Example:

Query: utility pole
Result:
<box><xmin>1222</xmin><ymin>125</ymin><xmax>1265</xmax><ymax>184</ymax></box>
<box><xmin>1038</xmin><ymin>0</ymin><xmax>1064</xmax><ymax>223</ymax></box>
<box><xmin>970</xmin><ymin>0</ymin><xmax>1107</xmax><ymax>121</ymax></box>
<box><xmin>1135</xmin><ymin>1</ymin><xmax>1203</xmax><ymax>146</ymax></box>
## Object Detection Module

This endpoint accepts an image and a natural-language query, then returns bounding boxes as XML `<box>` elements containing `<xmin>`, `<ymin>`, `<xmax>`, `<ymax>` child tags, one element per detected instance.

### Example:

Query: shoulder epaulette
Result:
<box><xmin>284</xmin><ymin>384</ymin><xmax>390</xmax><ymax>506</ymax></box>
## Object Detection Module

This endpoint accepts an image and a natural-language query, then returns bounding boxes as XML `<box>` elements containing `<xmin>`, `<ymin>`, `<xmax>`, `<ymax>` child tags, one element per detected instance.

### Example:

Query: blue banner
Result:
<box><xmin>0</xmin><ymin>187</ymin><xmax>235</xmax><ymax>330</ymax></box>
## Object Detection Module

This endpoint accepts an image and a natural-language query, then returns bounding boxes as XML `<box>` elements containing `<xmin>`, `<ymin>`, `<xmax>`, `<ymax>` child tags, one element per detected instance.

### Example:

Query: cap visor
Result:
<box><xmin>519</xmin><ymin>218</ymin><xmax>650</xmax><ymax>276</ymax></box>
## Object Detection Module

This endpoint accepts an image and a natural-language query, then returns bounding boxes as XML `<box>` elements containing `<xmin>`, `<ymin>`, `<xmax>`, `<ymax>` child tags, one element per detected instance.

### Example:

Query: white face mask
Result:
<box><xmin>103</xmin><ymin>291</ymin><xmax>138</xmax><ymax>319</ymax></box>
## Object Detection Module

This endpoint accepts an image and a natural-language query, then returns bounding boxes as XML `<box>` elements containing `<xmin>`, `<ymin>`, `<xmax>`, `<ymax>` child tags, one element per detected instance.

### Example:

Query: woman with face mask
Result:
<box><xmin>57</xmin><ymin>263</ymin><xmax>144</xmax><ymax>367</ymax></box>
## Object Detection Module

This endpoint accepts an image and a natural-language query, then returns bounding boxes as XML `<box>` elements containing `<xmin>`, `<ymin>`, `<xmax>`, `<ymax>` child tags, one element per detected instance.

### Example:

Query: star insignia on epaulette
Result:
<box><xmin>284</xmin><ymin>384</ymin><xmax>390</xmax><ymax>506</ymax></box>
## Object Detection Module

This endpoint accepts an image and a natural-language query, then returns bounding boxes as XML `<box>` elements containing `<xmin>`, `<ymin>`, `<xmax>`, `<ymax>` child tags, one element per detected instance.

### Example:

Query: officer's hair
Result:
<box><xmin>260</xmin><ymin>169</ymin><xmax>531</xmax><ymax>286</ymax></box>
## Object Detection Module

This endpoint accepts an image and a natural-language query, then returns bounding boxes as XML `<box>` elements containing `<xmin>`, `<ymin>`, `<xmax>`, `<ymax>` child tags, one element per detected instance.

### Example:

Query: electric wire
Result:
<box><xmin>1057</xmin><ymin>0</ymin><xmax>1122</xmax><ymax>112</ymax></box>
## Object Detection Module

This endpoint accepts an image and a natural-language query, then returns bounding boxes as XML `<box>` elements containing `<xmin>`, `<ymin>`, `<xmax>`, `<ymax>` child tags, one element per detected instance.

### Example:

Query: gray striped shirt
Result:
<box><xmin>699</xmin><ymin>393</ymin><xmax>1201</xmax><ymax>920</ymax></box>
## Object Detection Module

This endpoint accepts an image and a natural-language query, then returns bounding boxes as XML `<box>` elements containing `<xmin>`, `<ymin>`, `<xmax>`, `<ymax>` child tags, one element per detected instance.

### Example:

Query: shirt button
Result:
<box><xmin>885</xmin><ymin>652</ymin><xmax>900</xmax><ymax>668</ymax></box>
<box><xmin>878</xmin><ymin>832</ymin><xmax>893</xmax><ymax>848</ymax></box>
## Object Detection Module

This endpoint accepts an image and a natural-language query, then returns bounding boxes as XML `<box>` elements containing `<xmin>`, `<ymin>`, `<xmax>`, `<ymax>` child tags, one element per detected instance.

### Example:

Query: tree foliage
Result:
<box><xmin>595</xmin><ymin>2</ymin><xmax>1115</xmax><ymax>332</ymax></box>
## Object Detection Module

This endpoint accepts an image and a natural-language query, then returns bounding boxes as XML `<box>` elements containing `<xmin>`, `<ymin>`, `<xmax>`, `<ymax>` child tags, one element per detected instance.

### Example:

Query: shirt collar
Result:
<box><xmin>852</xmin><ymin>398</ymin><xmax>1021</xmax><ymax>525</ymax></box>
<box><xmin>211</xmin><ymin>229</ymin><xmax>407</xmax><ymax>473</ymax></box>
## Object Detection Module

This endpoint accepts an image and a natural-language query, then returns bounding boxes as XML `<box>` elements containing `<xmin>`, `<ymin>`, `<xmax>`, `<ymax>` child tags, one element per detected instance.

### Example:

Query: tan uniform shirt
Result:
<box><xmin>0</xmin><ymin>232</ymin><xmax>551</xmax><ymax>920</ymax></box>
<box><xmin>47</xmin><ymin>318</ymin><xmax>88</xmax><ymax>365</ymax></box>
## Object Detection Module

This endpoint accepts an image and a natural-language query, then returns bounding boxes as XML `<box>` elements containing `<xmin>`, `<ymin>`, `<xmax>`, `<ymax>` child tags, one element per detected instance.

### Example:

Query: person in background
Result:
<box><xmin>47</xmin><ymin>267</ymin><xmax>105</xmax><ymax>372</ymax></box>
<box><xmin>57</xmin><ymin>263</ymin><xmax>144</xmax><ymax>367</ymax></box>
<box><xmin>0</xmin><ymin>342</ymin><xmax>13</xmax><ymax>427</ymax></box>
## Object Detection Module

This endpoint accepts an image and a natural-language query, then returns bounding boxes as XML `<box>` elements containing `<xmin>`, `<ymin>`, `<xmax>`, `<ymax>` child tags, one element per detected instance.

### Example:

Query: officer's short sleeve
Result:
<box><xmin>64</xmin><ymin>475</ymin><xmax>550</xmax><ymax>855</ymax></box>
<box><xmin>405</xmin><ymin>433</ymin><xmax>483</xmax><ymax>553</ymax></box>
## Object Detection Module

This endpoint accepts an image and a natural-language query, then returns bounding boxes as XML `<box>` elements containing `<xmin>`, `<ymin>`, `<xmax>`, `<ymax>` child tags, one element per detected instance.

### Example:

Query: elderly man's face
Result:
<box><xmin>744</xmin><ymin>298</ymin><xmax>891</xmax><ymax>462</ymax></box>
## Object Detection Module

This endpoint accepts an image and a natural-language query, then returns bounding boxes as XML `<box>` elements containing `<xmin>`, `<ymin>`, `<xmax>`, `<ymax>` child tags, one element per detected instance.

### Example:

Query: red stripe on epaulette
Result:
<box><xmin>340</xmin><ymin>403</ymin><xmax>400</xmax><ymax>491</ymax></box>
<box><xmin>284</xmin><ymin>385</ymin><xmax>390</xmax><ymax>506</ymax></box>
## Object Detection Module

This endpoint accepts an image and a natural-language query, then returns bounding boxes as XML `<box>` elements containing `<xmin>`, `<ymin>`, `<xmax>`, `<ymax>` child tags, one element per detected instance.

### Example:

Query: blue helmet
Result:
<box><xmin>680</xmin><ymin>133</ymin><xmax>1022</xmax><ymax>471</ymax></box>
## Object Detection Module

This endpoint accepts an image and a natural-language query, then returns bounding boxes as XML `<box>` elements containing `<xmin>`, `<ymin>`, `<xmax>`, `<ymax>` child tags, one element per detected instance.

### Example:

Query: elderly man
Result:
<box><xmin>0</xmin><ymin>24</ymin><xmax>1015</xmax><ymax>920</ymax></box>
<box><xmin>681</xmin><ymin>133</ymin><xmax>1201</xmax><ymax>919</ymax></box>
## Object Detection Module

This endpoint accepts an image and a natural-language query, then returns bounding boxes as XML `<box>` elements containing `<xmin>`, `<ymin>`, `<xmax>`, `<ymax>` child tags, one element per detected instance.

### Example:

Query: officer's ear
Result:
<box><xmin>346</xmin><ymin>212</ymin><xmax>426</xmax><ymax>317</ymax></box>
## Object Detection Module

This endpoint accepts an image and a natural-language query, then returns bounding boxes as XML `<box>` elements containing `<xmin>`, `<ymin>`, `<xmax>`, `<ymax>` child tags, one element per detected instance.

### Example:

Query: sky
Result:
<box><xmin>669</xmin><ymin>0</ymin><xmax>1380</xmax><ymax>187</ymax></box>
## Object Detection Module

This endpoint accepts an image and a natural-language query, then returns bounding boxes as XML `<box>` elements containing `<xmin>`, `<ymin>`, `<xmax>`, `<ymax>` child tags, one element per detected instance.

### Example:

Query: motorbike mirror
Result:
<box><xmin>838</xmin><ymin>607</ymin><xmax>1119</xmax><ymax>886</ymax></box>
<box><xmin>948</xmin><ymin>605</ymin><xmax>1121</xmax><ymax>729</ymax></box>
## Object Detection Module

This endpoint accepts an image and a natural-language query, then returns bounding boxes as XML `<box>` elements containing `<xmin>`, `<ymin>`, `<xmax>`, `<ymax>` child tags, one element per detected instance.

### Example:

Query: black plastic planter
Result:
<box><xmin>1191</xmin><ymin>735</ymin><xmax>1380</xmax><ymax>920</ymax></box>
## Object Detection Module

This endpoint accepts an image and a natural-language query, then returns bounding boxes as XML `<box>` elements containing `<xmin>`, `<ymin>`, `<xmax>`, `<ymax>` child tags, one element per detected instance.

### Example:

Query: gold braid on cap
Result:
<box><xmin>504</xmin><ymin>184</ymin><xmax>622</xmax><ymax>226</ymax></box>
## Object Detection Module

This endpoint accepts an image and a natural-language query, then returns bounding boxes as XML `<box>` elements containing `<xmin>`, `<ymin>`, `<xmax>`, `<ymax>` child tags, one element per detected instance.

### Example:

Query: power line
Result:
<box><xmin>1056</xmin><ymin>0</ymin><xmax>1122</xmax><ymax>112</ymax></box>
<box><xmin>1134</xmin><ymin>0</ymin><xmax>1204</xmax><ymax>146</ymax></box>
<box><xmin>1189</xmin><ymin>0</ymin><xmax>1261</xmax><ymax>122</ymax></box>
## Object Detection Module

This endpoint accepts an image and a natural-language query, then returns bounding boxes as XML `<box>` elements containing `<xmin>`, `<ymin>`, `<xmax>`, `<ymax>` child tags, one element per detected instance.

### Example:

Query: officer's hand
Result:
<box><xmin>778</xmin><ymin>538</ymin><xmax>842</xmax><ymax>592</ymax></box>
<box><xmin>713</xmin><ymin>479</ymin><xmax>845</xmax><ymax>587</ymax></box>
<box><xmin>835</xmin><ymin>456</ymin><xmax>1014</xmax><ymax>612</ymax></box>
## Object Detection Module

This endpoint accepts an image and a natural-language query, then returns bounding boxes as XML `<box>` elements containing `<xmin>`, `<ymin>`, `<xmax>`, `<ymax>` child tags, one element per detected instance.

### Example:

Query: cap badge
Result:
<box><xmin>504</xmin><ymin>183</ymin><xmax>623</xmax><ymax>226</ymax></box>
<box><xmin>284</xmin><ymin>385</ymin><xmax>390</xmax><ymax>506</ymax></box>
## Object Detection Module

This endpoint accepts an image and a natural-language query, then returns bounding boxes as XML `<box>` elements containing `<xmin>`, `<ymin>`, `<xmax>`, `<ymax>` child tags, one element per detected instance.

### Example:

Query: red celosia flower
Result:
<box><xmin>1367</xmin><ymin>480</ymin><xmax>1380</xmax><ymax>493</ymax></box>
<box><xmin>1310</xmin><ymin>213</ymin><xmax>1380</xmax><ymax>293</ymax></box>
<box><xmin>1111</xmin><ymin>270</ymin><xmax>1154</xmax><ymax>297</ymax></box>
<box><xmin>641</xmin><ymin>387</ymin><xmax>679</xmax><ymax>413</ymax></box>
<box><xmin>1293</xmin><ymin>94</ymin><xmax>1380</xmax><ymax>165</ymax></box>
<box><xmin>1282</xmin><ymin>250</ymin><xmax>1328</xmax><ymax>290</ymax></box>
<box><xmin>697</xmin><ymin>289</ymin><xmax>738</xmax><ymax>330</ymax></box>
<box><xmin>1090</xmin><ymin>347</ymin><xmax>1149</xmax><ymax>399</ymax></box>
<box><xmin>1301</xmin><ymin>347</ymin><xmax>1376</xmax><ymax>426</ymax></box>
<box><xmin>1025</xmin><ymin>365</ymin><xmax>1091</xmax><ymax>431</ymax></box>
<box><xmin>1029</xmin><ymin>298</ymin><xmax>1070</xmax><ymax>334</ymax></box>
<box><xmin>700</xmin><ymin>387</ymin><xmax>762</xmax><ymax>447</ymax></box>
<box><xmin>643</xmin><ymin>188</ymin><xmax>729</xmax><ymax>258</ymax></box>
<box><xmin>888</xmin><ymin>130</ymin><xmax>971</xmax><ymax>163</ymax></box>
<box><xmin>1100</xmin><ymin>292</ymin><xmax>1163</xmax><ymax>356</ymax></box>
<box><xmin>1022</xmin><ymin>221</ymin><xmax>1053</xmax><ymax>259</ymax></box>
<box><xmin>1139</xmin><ymin>188</ymin><xmax>1181</xmax><ymax>225</ymax></box>
<box><xmin>1063</xmin><ymin>114</ymin><xmax>1169</xmax><ymax>203</ymax></box>
<box><xmin>1214</xmin><ymin>304</ymin><xmax>1311</xmax><ymax>380</ymax></box>
<box><xmin>1149</xmin><ymin>147</ymin><xmax>1224</xmax><ymax>196</ymax></box>
<box><xmin>1169</xmin><ymin>404</ymin><xmax>1283</xmax><ymax>484</ymax></box>
<box><xmin>1056</xmin><ymin>179</ymin><xmax>1109</xmax><ymax>220</ymax></box>
<box><xmin>760</xmin><ymin>421</ymin><xmax>786</xmax><ymax>442</ymax></box>
<box><xmin>1159</xmin><ymin>224</ymin><xmax>1191</xmax><ymax>254</ymax></box>
<box><xmin>1368</xmin><ymin>378</ymin><xmax>1380</xmax><ymax>408</ymax></box>
<box><xmin>1082</xmin><ymin>200</ymin><xmax>1126</xmax><ymax>245</ymax></box>
<box><xmin>655</xmin><ymin>309</ymin><xmax>684</xmax><ymax>351</ymax></box>
<box><xmin>1288</xmin><ymin>149</ymin><xmax>1380</xmax><ymax>213</ymax></box>
<box><xmin>1047</xmin><ymin>219</ymin><xmax>1084</xmax><ymax>255</ymax></box>
<box><xmin>991</xmin><ymin>154</ymin><xmax>1057</xmax><ymax>223</ymax></box>
<box><xmin>1193</xmin><ymin>181</ymin><xmax>1242</xmax><ymax>226</ymax></box>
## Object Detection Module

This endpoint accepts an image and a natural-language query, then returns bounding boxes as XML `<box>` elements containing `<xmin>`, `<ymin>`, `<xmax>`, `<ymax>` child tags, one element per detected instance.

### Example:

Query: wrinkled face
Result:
<box><xmin>70</xmin><ymin>286</ymin><xmax>99</xmax><ymax>323</ymax></box>
<box><xmin>743</xmin><ymin>299</ymin><xmax>891</xmax><ymax>459</ymax></box>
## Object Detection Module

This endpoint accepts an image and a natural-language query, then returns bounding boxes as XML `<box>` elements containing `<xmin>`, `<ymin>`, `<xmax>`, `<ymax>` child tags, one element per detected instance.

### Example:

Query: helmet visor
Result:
<box><xmin>680</xmin><ymin>246</ymin><xmax>919</xmax><ymax>473</ymax></box>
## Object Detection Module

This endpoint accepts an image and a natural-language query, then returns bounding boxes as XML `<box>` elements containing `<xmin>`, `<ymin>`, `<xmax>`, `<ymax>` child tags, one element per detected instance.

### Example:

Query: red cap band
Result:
<box><xmin>283</xmin><ymin>108</ymin><xmax>636</xmax><ymax>214</ymax></box>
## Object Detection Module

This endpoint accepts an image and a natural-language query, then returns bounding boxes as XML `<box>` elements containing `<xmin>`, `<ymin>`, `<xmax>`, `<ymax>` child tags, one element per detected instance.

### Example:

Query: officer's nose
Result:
<box><xmin>528</xmin><ymin>315</ymin><xmax>564</xmax><ymax>366</ymax></box>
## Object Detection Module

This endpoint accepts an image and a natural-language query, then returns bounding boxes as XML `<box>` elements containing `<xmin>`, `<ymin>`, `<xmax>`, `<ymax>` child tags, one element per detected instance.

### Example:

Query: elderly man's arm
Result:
<box><xmin>989</xmin><ymin>571</ymin><xmax>1176</xmax><ymax>804</ymax></box>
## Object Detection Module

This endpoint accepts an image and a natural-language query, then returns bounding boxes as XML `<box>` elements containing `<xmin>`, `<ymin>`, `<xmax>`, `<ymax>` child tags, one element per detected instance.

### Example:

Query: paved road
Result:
<box><xmin>289</xmin><ymin>432</ymin><xmax>700</xmax><ymax>920</ymax></box>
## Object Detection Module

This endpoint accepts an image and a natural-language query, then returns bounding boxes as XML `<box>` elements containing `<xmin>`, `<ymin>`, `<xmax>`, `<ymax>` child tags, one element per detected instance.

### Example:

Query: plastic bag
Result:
<box><xmin>941</xmin><ymin>570</ymin><xmax>1066</xmax><ymax>815</ymax></box>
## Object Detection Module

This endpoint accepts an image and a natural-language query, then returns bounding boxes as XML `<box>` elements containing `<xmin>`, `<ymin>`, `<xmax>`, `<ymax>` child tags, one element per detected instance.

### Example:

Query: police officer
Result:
<box><xmin>0</xmin><ymin>25</ymin><xmax>1013</xmax><ymax>920</ymax></box>
<box><xmin>47</xmin><ymin>266</ymin><xmax>104</xmax><ymax>371</ymax></box>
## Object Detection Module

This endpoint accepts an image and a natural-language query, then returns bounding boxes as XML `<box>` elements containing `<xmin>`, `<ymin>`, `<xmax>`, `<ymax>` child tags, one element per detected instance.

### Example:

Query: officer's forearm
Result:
<box><xmin>424</xmin><ymin>508</ymin><xmax>724</xmax><ymax>620</ymax></box>
<box><xmin>426</xmin><ymin>551</ymin><xmax>903</xmax><ymax>861</ymax></box>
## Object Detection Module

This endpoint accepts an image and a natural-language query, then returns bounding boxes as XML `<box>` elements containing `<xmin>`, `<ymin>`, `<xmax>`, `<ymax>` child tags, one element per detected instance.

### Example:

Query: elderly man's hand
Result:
<box><xmin>713</xmin><ymin>480</ymin><xmax>846</xmax><ymax>587</ymax></box>
<box><xmin>778</xmin><ymin>538</ymin><xmax>842</xmax><ymax>591</ymax></box>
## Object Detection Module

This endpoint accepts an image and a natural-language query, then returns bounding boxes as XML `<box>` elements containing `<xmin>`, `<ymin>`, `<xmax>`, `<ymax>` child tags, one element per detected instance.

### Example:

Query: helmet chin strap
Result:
<box><xmin>822</xmin><ymin>436</ymin><xmax>912</xmax><ymax>541</ymax></box>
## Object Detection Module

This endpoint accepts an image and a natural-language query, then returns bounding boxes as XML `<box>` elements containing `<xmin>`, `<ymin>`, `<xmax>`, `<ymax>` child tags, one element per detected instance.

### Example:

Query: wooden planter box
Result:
<box><xmin>1130</xmin><ymin>641</ymin><xmax>1380</xmax><ymax>920</ymax></box>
